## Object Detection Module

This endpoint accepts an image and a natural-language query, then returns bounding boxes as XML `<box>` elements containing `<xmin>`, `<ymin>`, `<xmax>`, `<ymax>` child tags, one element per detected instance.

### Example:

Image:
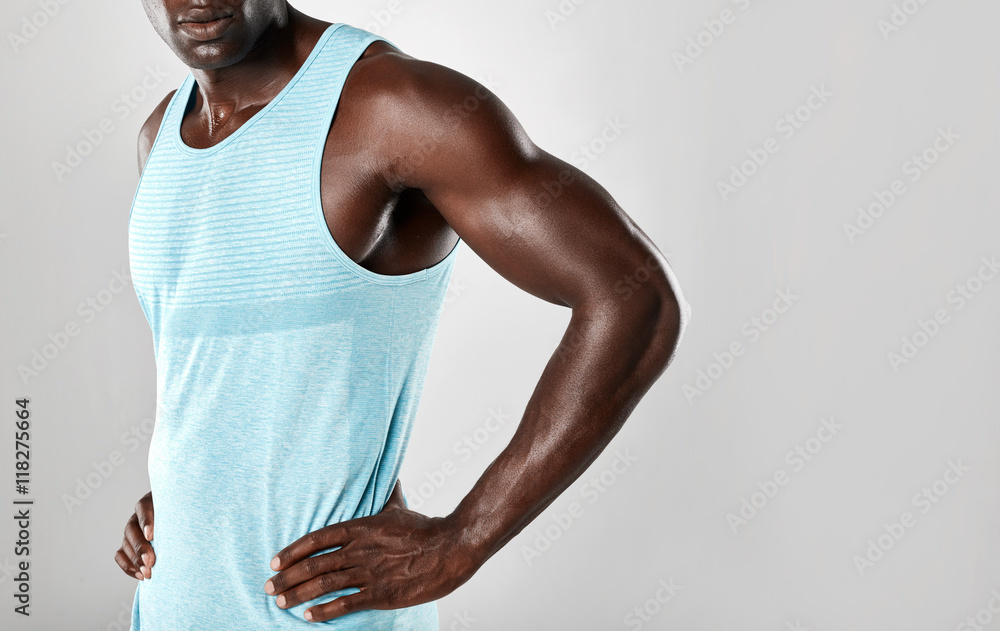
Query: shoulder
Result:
<box><xmin>347</xmin><ymin>40</ymin><xmax>499</xmax><ymax>124</ymax></box>
<box><xmin>351</xmin><ymin>40</ymin><xmax>484</xmax><ymax>98</ymax></box>
<box><xmin>342</xmin><ymin>39</ymin><xmax>534</xmax><ymax>187</ymax></box>
<box><xmin>137</xmin><ymin>89</ymin><xmax>177</xmax><ymax>176</ymax></box>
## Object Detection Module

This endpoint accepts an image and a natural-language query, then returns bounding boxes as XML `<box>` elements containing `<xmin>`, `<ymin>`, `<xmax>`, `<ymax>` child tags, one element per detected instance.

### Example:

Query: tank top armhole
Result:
<box><xmin>129</xmin><ymin>78</ymin><xmax>190</xmax><ymax>226</ymax></box>
<box><xmin>309</xmin><ymin>28</ymin><xmax>461</xmax><ymax>286</ymax></box>
<box><xmin>129</xmin><ymin>79</ymin><xmax>191</xmax><ymax>327</ymax></box>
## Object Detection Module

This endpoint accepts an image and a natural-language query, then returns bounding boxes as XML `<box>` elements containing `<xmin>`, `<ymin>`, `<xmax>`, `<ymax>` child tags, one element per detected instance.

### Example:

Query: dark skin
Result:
<box><xmin>115</xmin><ymin>0</ymin><xmax>690</xmax><ymax>622</ymax></box>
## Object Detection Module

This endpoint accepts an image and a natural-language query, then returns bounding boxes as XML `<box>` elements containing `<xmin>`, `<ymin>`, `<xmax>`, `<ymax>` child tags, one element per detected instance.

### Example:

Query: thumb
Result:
<box><xmin>382</xmin><ymin>479</ymin><xmax>408</xmax><ymax>512</ymax></box>
<box><xmin>136</xmin><ymin>491</ymin><xmax>154</xmax><ymax>540</ymax></box>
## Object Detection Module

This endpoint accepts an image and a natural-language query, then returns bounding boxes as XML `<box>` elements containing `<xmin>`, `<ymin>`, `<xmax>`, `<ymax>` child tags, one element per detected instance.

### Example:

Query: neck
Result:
<box><xmin>187</xmin><ymin>7</ymin><xmax>320</xmax><ymax>128</ymax></box>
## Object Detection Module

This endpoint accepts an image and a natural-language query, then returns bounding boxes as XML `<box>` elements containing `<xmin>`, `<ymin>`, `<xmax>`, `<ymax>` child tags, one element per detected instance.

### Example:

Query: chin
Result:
<box><xmin>177</xmin><ymin>44</ymin><xmax>243</xmax><ymax>70</ymax></box>
<box><xmin>171</xmin><ymin>36</ymin><xmax>253</xmax><ymax>70</ymax></box>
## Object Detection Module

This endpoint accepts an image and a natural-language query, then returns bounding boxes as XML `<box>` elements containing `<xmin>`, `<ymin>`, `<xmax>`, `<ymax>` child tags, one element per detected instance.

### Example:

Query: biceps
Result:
<box><xmin>388</xmin><ymin>83</ymin><xmax>664</xmax><ymax>308</ymax></box>
<box><xmin>424</xmin><ymin>150</ymin><xmax>659</xmax><ymax>309</ymax></box>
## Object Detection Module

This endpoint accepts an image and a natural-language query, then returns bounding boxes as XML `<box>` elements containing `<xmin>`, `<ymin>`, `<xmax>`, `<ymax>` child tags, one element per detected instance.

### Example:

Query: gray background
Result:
<box><xmin>1</xmin><ymin>0</ymin><xmax>998</xmax><ymax>629</ymax></box>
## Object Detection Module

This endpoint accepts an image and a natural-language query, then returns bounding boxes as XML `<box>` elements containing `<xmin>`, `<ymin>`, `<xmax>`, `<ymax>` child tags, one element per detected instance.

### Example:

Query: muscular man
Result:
<box><xmin>115</xmin><ymin>1</ymin><xmax>690</xmax><ymax>628</ymax></box>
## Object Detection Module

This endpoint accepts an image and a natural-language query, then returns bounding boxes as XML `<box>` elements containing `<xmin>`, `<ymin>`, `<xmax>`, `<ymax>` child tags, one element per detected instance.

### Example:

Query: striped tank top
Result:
<box><xmin>127</xmin><ymin>22</ymin><xmax>457</xmax><ymax>630</ymax></box>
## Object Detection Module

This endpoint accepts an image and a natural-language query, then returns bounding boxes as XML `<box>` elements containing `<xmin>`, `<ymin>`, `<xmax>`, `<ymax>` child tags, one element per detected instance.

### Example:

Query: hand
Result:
<box><xmin>114</xmin><ymin>491</ymin><xmax>156</xmax><ymax>581</ymax></box>
<box><xmin>264</xmin><ymin>480</ymin><xmax>479</xmax><ymax>622</ymax></box>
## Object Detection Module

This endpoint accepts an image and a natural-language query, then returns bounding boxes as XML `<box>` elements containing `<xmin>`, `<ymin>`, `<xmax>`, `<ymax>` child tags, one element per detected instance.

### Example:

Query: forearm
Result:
<box><xmin>444</xmin><ymin>281</ymin><xmax>689</xmax><ymax>568</ymax></box>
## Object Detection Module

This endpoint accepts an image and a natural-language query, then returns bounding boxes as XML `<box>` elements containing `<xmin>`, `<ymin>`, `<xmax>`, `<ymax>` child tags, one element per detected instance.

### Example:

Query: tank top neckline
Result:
<box><xmin>172</xmin><ymin>22</ymin><xmax>345</xmax><ymax>157</ymax></box>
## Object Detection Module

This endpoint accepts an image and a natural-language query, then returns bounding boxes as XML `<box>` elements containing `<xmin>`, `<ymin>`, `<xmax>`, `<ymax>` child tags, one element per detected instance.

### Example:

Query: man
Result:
<box><xmin>115</xmin><ymin>1</ymin><xmax>690</xmax><ymax>628</ymax></box>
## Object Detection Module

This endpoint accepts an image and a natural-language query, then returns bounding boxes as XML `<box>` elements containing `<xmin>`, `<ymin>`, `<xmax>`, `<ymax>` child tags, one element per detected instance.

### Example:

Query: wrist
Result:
<box><xmin>439</xmin><ymin>509</ymin><xmax>492</xmax><ymax>578</ymax></box>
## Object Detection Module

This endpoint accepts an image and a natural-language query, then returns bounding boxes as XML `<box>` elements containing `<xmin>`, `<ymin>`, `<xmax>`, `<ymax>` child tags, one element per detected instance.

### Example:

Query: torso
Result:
<box><xmin>152</xmin><ymin>21</ymin><xmax>459</xmax><ymax>277</ymax></box>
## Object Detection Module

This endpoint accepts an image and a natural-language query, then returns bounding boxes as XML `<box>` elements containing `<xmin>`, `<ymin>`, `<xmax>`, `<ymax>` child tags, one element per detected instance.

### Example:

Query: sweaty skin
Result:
<box><xmin>115</xmin><ymin>0</ymin><xmax>690</xmax><ymax>623</ymax></box>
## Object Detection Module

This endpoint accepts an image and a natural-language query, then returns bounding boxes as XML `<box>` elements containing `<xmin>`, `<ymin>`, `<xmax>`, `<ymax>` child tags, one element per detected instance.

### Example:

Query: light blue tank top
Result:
<box><xmin>127</xmin><ymin>22</ymin><xmax>457</xmax><ymax>630</ymax></box>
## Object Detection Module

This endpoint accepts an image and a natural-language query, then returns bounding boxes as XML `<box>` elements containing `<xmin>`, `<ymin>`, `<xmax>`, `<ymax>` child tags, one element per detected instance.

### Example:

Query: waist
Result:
<box><xmin>140</xmin><ymin>428</ymin><xmax>411</xmax><ymax>628</ymax></box>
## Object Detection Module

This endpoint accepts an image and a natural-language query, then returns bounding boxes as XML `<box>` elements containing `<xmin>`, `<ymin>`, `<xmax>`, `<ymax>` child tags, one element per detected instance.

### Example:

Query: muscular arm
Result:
<box><xmin>368</xmin><ymin>54</ymin><xmax>691</xmax><ymax>568</ymax></box>
<box><xmin>267</xmin><ymin>50</ymin><xmax>690</xmax><ymax>622</ymax></box>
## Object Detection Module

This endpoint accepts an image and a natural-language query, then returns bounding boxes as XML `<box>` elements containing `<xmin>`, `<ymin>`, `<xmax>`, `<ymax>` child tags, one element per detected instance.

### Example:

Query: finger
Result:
<box><xmin>125</xmin><ymin>515</ymin><xmax>154</xmax><ymax>572</ymax></box>
<box><xmin>135</xmin><ymin>492</ymin><xmax>154</xmax><ymax>541</ymax></box>
<box><xmin>114</xmin><ymin>548</ymin><xmax>144</xmax><ymax>580</ymax></box>
<box><xmin>119</xmin><ymin>536</ymin><xmax>144</xmax><ymax>580</ymax></box>
<box><xmin>120</xmin><ymin>534</ymin><xmax>141</xmax><ymax>569</ymax></box>
<box><xmin>271</xmin><ymin>524</ymin><xmax>354</xmax><ymax>571</ymax></box>
<box><xmin>304</xmin><ymin>588</ymin><xmax>377</xmax><ymax>622</ymax></box>
<box><xmin>135</xmin><ymin>508</ymin><xmax>156</xmax><ymax>569</ymax></box>
<box><xmin>124</xmin><ymin>516</ymin><xmax>155</xmax><ymax>579</ymax></box>
<box><xmin>273</xmin><ymin>567</ymin><xmax>365</xmax><ymax>610</ymax></box>
<box><xmin>266</xmin><ymin>549</ymin><xmax>353</xmax><ymax>595</ymax></box>
<box><xmin>130</xmin><ymin>503</ymin><xmax>157</xmax><ymax>569</ymax></box>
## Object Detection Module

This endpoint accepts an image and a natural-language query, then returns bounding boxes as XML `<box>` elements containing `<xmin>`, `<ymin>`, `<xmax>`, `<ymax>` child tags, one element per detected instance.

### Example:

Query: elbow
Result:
<box><xmin>640</xmin><ymin>269</ymin><xmax>691</xmax><ymax>370</ymax></box>
<box><xmin>582</xmin><ymin>260</ymin><xmax>691</xmax><ymax>369</ymax></box>
<box><xmin>657</xmin><ymin>283</ymin><xmax>691</xmax><ymax>363</ymax></box>
<box><xmin>670</xmin><ymin>278</ymin><xmax>692</xmax><ymax>346</ymax></box>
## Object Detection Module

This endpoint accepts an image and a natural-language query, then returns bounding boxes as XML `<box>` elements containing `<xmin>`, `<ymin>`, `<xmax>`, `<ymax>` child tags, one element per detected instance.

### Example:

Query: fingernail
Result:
<box><xmin>277</xmin><ymin>594</ymin><xmax>286</xmax><ymax>608</ymax></box>
<box><xmin>141</xmin><ymin>553</ymin><xmax>150</xmax><ymax>566</ymax></box>
<box><xmin>144</xmin><ymin>526</ymin><xmax>152</xmax><ymax>539</ymax></box>
<box><xmin>135</xmin><ymin>571</ymin><xmax>143</xmax><ymax>580</ymax></box>
<box><xmin>305</xmin><ymin>610</ymin><xmax>314</xmax><ymax>621</ymax></box>
<box><xmin>270</xmin><ymin>556</ymin><xmax>280</xmax><ymax>571</ymax></box>
<box><xmin>264</xmin><ymin>580</ymin><xmax>274</xmax><ymax>594</ymax></box>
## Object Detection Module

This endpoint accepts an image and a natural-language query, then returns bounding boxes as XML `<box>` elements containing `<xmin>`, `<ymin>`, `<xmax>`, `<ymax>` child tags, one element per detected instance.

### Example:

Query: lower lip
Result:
<box><xmin>178</xmin><ymin>15</ymin><xmax>234</xmax><ymax>41</ymax></box>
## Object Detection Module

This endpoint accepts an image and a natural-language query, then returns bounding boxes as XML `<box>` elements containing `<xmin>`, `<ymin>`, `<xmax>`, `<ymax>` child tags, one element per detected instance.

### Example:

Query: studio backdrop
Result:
<box><xmin>1</xmin><ymin>0</ymin><xmax>998</xmax><ymax>629</ymax></box>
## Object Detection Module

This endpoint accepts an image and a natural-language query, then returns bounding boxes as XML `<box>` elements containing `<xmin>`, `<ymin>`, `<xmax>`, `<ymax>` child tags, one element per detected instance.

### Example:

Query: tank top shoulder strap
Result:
<box><xmin>161</xmin><ymin>73</ymin><xmax>193</xmax><ymax>133</ymax></box>
<box><xmin>272</xmin><ymin>22</ymin><xmax>396</xmax><ymax>125</ymax></box>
